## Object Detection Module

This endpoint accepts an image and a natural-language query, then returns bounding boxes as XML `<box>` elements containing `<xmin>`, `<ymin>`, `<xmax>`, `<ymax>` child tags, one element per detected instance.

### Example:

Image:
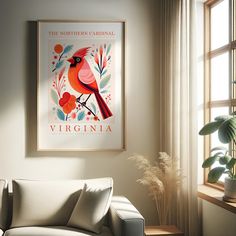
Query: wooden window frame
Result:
<box><xmin>204</xmin><ymin>0</ymin><xmax>236</xmax><ymax>189</ymax></box>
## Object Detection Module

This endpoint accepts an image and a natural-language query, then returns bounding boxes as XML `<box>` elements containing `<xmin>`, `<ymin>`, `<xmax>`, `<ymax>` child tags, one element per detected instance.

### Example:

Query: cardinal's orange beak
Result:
<box><xmin>67</xmin><ymin>57</ymin><xmax>75</xmax><ymax>64</ymax></box>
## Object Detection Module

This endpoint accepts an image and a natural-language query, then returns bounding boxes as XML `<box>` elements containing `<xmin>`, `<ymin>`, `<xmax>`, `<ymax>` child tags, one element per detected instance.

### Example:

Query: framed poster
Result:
<box><xmin>37</xmin><ymin>21</ymin><xmax>125</xmax><ymax>151</ymax></box>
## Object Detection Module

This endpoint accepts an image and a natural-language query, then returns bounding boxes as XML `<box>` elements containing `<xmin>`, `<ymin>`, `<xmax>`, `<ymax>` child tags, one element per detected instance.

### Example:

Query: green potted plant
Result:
<box><xmin>199</xmin><ymin>114</ymin><xmax>236</xmax><ymax>202</ymax></box>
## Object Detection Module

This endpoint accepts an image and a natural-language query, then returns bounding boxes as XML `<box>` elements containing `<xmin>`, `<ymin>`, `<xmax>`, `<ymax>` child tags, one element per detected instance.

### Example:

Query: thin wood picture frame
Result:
<box><xmin>37</xmin><ymin>20</ymin><xmax>125</xmax><ymax>151</ymax></box>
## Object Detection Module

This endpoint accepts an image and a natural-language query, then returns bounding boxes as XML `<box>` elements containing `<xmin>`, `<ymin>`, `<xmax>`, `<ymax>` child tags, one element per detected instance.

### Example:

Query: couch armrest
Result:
<box><xmin>108</xmin><ymin>196</ymin><xmax>144</xmax><ymax>236</ymax></box>
<box><xmin>0</xmin><ymin>180</ymin><xmax>8</xmax><ymax>230</ymax></box>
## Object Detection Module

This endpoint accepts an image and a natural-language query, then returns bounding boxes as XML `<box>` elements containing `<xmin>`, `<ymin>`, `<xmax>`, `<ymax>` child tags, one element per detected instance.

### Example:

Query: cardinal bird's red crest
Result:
<box><xmin>73</xmin><ymin>47</ymin><xmax>90</xmax><ymax>58</ymax></box>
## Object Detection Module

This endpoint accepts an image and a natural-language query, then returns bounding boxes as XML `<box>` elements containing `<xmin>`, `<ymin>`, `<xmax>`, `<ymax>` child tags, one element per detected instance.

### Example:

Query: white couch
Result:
<box><xmin>0</xmin><ymin>178</ymin><xmax>144</xmax><ymax>236</ymax></box>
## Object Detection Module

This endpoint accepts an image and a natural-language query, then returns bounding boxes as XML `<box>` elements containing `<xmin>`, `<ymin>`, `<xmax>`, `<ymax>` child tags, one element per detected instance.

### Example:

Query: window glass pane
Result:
<box><xmin>211</xmin><ymin>52</ymin><xmax>229</xmax><ymax>101</ymax></box>
<box><xmin>211</xmin><ymin>0</ymin><xmax>229</xmax><ymax>50</ymax></box>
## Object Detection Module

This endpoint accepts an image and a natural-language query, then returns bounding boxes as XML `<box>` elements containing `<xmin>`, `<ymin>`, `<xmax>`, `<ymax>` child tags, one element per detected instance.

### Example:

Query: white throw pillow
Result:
<box><xmin>11</xmin><ymin>178</ymin><xmax>113</xmax><ymax>228</ymax></box>
<box><xmin>67</xmin><ymin>183</ymin><xmax>113</xmax><ymax>234</ymax></box>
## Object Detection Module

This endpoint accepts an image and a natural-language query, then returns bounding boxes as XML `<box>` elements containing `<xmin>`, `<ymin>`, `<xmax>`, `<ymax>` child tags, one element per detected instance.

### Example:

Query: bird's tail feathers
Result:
<box><xmin>94</xmin><ymin>92</ymin><xmax>112</xmax><ymax>120</ymax></box>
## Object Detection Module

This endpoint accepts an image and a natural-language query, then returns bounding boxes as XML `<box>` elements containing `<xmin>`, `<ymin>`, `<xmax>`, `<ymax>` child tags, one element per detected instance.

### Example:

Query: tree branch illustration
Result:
<box><xmin>76</xmin><ymin>100</ymin><xmax>100</xmax><ymax>121</ymax></box>
<box><xmin>52</xmin><ymin>54</ymin><xmax>64</xmax><ymax>72</ymax></box>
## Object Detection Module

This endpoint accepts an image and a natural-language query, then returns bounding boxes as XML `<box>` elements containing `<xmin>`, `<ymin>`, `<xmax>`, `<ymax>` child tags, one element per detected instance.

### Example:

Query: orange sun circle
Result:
<box><xmin>54</xmin><ymin>44</ymin><xmax>63</xmax><ymax>54</ymax></box>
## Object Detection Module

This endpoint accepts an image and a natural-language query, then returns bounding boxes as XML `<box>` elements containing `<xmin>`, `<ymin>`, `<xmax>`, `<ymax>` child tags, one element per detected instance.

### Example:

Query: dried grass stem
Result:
<box><xmin>129</xmin><ymin>152</ymin><xmax>182</xmax><ymax>225</ymax></box>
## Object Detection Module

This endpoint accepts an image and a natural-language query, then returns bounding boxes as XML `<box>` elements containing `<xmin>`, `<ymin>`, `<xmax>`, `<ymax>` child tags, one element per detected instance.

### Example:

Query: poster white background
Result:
<box><xmin>37</xmin><ymin>21</ymin><xmax>125</xmax><ymax>150</ymax></box>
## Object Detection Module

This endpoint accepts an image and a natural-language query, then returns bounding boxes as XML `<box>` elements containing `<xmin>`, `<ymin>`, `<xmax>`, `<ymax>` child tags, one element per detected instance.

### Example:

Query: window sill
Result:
<box><xmin>198</xmin><ymin>184</ymin><xmax>236</xmax><ymax>214</ymax></box>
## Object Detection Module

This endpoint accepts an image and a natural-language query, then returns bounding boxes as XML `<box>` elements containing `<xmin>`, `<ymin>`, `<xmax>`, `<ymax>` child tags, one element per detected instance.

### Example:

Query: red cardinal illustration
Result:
<box><xmin>67</xmin><ymin>47</ymin><xmax>112</xmax><ymax>120</ymax></box>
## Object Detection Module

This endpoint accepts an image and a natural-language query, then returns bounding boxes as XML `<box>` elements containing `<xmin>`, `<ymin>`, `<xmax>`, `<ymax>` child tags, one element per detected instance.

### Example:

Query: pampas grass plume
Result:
<box><xmin>129</xmin><ymin>152</ymin><xmax>183</xmax><ymax>225</ymax></box>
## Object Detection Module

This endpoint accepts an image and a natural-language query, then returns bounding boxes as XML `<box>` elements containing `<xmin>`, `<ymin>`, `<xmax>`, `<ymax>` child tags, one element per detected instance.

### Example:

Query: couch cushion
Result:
<box><xmin>4</xmin><ymin>226</ymin><xmax>113</xmax><ymax>236</ymax></box>
<box><xmin>67</xmin><ymin>184</ymin><xmax>113</xmax><ymax>233</ymax></box>
<box><xmin>11</xmin><ymin>178</ymin><xmax>113</xmax><ymax>228</ymax></box>
<box><xmin>0</xmin><ymin>180</ymin><xmax>8</xmax><ymax>230</ymax></box>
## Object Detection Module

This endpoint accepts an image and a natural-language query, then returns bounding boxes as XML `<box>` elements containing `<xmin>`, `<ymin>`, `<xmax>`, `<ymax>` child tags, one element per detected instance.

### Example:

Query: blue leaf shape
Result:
<box><xmin>56</xmin><ymin>60</ymin><xmax>64</xmax><ymax>69</ymax></box>
<box><xmin>91</xmin><ymin>103</ymin><xmax>97</xmax><ymax>114</ymax></box>
<box><xmin>78</xmin><ymin>111</ymin><xmax>85</xmax><ymax>121</ymax></box>
<box><xmin>57</xmin><ymin>109</ymin><xmax>65</xmax><ymax>121</ymax></box>
<box><xmin>99</xmin><ymin>74</ymin><xmax>111</xmax><ymax>90</ymax></box>
<box><xmin>63</xmin><ymin>45</ymin><xmax>73</xmax><ymax>54</ymax></box>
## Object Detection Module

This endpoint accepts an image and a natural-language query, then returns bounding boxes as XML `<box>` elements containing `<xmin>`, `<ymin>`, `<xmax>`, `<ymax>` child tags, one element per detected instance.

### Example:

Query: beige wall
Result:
<box><xmin>202</xmin><ymin>200</ymin><xmax>236</xmax><ymax>236</ymax></box>
<box><xmin>0</xmin><ymin>0</ymin><xmax>159</xmax><ymax>224</ymax></box>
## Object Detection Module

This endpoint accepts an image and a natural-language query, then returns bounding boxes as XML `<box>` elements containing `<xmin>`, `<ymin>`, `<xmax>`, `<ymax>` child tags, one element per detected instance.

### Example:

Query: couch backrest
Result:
<box><xmin>0</xmin><ymin>180</ymin><xmax>8</xmax><ymax>230</ymax></box>
<box><xmin>11</xmin><ymin>178</ymin><xmax>113</xmax><ymax>228</ymax></box>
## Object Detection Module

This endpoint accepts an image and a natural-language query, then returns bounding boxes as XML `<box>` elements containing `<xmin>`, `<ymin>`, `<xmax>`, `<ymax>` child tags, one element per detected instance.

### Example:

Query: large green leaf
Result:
<box><xmin>199</xmin><ymin>120</ymin><xmax>224</xmax><ymax>135</ymax></box>
<box><xmin>212</xmin><ymin>151</ymin><xmax>225</xmax><ymax>157</ymax></box>
<box><xmin>208</xmin><ymin>167</ymin><xmax>225</xmax><ymax>183</ymax></box>
<box><xmin>210</xmin><ymin>146</ymin><xmax>227</xmax><ymax>153</ymax></box>
<box><xmin>202</xmin><ymin>156</ymin><xmax>218</xmax><ymax>168</ymax></box>
<box><xmin>218</xmin><ymin>117</ymin><xmax>236</xmax><ymax>143</ymax></box>
<box><xmin>214</xmin><ymin>115</ymin><xmax>231</xmax><ymax>121</ymax></box>
<box><xmin>219</xmin><ymin>155</ymin><xmax>232</xmax><ymax>165</ymax></box>
<box><xmin>226</xmin><ymin>158</ymin><xmax>236</xmax><ymax>169</ymax></box>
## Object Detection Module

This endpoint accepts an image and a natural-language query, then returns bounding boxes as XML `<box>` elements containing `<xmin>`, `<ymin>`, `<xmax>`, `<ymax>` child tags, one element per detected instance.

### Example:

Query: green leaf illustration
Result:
<box><xmin>78</xmin><ymin>111</ymin><xmax>85</xmax><ymax>121</ymax></box>
<box><xmin>56</xmin><ymin>60</ymin><xmax>64</xmax><ymax>70</ymax></box>
<box><xmin>51</xmin><ymin>89</ymin><xmax>58</xmax><ymax>105</ymax></box>
<box><xmin>63</xmin><ymin>45</ymin><xmax>73</xmax><ymax>54</ymax></box>
<box><xmin>94</xmin><ymin>66</ymin><xmax>100</xmax><ymax>74</ymax></box>
<box><xmin>100</xmin><ymin>90</ymin><xmax>109</xmax><ymax>94</ymax></box>
<box><xmin>57</xmin><ymin>109</ymin><xmax>65</xmax><ymax>121</ymax></box>
<box><xmin>101</xmin><ymin>69</ymin><xmax>107</xmax><ymax>76</ymax></box>
<box><xmin>99</xmin><ymin>74</ymin><xmax>111</xmax><ymax>90</ymax></box>
<box><xmin>91</xmin><ymin>103</ymin><xmax>96</xmax><ymax>114</ymax></box>
<box><xmin>106</xmin><ymin>44</ymin><xmax>111</xmax><ymax>55</ymax></box>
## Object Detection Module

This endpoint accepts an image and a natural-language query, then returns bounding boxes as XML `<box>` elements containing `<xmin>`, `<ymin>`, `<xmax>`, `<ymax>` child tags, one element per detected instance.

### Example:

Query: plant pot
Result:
<box><xmin>223</xmin><ymin>177</ymin><xmax>236</xmax><ymax>202</ymax></box>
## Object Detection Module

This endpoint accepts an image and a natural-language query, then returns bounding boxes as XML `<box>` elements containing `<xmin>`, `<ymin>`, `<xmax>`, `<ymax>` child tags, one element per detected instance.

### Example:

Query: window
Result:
<box><xmin>204</xmin><ymin>0</ymin><xmax>236</xmax><ymax>186</ymax></box>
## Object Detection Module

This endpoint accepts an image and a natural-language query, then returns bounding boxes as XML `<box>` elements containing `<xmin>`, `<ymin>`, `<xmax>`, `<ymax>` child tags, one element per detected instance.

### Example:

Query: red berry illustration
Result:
<box><xmin>54</xmin><ymin>44</ymin><xmax>63</xmax><ymax>54</ymax></box>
